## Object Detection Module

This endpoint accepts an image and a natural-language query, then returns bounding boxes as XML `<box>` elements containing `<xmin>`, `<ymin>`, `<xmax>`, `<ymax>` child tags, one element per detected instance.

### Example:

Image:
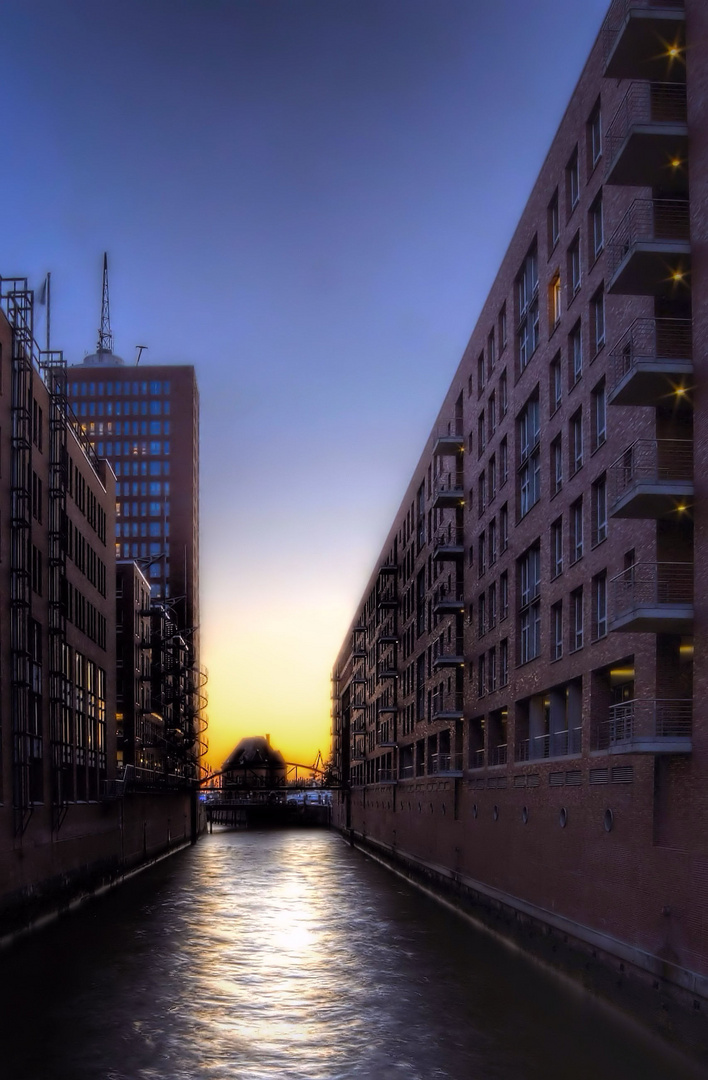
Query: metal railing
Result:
<box><xmin>433</xmin><ymin>523</ymin><xmax>465</xmax><ymax>549</ymax></box>
<box><xmin>376</xmin><ymin>768</ymin><xmax>397</xmax><ymax>784</ymax></box>
<box><xmin>609</xmin><ymin>438</ymin><xmax>692</xmax><ymax>504</ymax></box>
<box><xmin>432</xmin><ymin>691</ymin><xmax>464</xmax><ymax>717</ymax></box>
<box><xmin>609</xmin><ymin>317</ymin><xmax>692</xmax><ymax>394</ymax></box>
<box><xmin>436</xmin><ymin>418</ymin><xmax>464</xmax><ymax>440</ymax></box>
<box><xmin>611</xmin><ymin>561</ymin><xmax>693</xmax><ymax>618</ymax></box>
<box><xmin>514</xmin><ymin>727</ymin><xmax>582</xmax><ymax>762</ymax></box>
<box><xmin>434</xmin><ymin>581</ymin><xmax>465</xmax><ymax>608</ymax></box>
<box><xmin>433</xmin><ymin>471</ymin><xmax>465</xmax><ymax>498</ymax></box>
<box><xmin>399</xmin><ymin>763</ymin><xmax>414</xmax><ymax>780</ymax></box>
<box><xmin>608</xmin><ymin>199</ymin><xmax>690</xmax><ymax>280</ymax></box>
<box><xmin>429</xmin><ymin>751</ymin><xmax>463</xmax><ymax>774</ymax></box>
<box><xmin>488</xmin><ymin>743</ymin><xmax>507</xmax><ymax>767</ymax></box>
<box><xmin>600</xmin><ymin>698</ymin><xmax>691</xmax><ymax>747</ymax></box>
<box><xmin>433</xmin><ymin>635</ymin><xmax>465</xmax><ymax>662</ymax></box>
<box><xmin>606</xmin><ymin>82</ymin><xmax>687</xmax><ymax>168</ymax></box>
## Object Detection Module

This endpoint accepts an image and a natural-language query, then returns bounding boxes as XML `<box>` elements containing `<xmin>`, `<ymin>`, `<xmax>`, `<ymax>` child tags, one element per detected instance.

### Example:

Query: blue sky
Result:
<box><xmin>1</xmin><ymin>0</ymin><xmax>609</xmax><ymax>765</ymax></box>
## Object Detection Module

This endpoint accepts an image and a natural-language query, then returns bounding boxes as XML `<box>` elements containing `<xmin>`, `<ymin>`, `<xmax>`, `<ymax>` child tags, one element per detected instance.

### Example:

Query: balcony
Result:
<box><xmin>432</xmin><ymin>635</ymin><xmax>465</xmax><ymax>668</ymax></box>
<box><xmin>607</xmin><ymin>199</ymin><xmax>690</xmax><ymax>296</ymax></box>
<box><xmin>610</xmin><ymin>561</ymin><xmax>693</xmax><ymax>633</ymax></box>
<box><xmin>376</xmin><ymin>586</ymin><xmax>398</xmax><ymax>610</ymax></box>
<box><xmin>434</xmin><ymin>418</ymin><xmax>465</xmax><ymax>457</ymax></box>
<box><xmin>432</xmin><ymin>471</ymin><xmax>465</xmax><ymax>509</ymax></box>
<box><xmin>600</xmin><ymin>698</ymin><xmax>691</xmax><ymax>753</ymax></box>
<box><xmin>351</xmin><ymin>742</ymin><xmax>366</xmax><ymax>763</ymax></box>
<box><xmin>488</xmin><ymin>743</ymin><xmax>508</xmax><ymax>767</ymax></box>
<box><xmin>514</xmin><ymin>727</ymin><xmax>583</xmax><ymax>762</ymax></box>
<box><xmin>609</xmin><ymin>439</ymin><xmax>692</xmax><ymax>519</ymax></box>
<box><xmin>606</xmin><ymin>82</ymin><xmax>688</xmax><ymax>190</ymax></box>
<box><xmin>377</xmin><ymin>701</ymin><xmax>398</xmax><ymax>715</ymax></box>
<box><xmin>433</xmin><ymin>582</ymin><xmax>465</xmax><ymax>616</ymax></box>
<box><xmin>433</xmin><ymin>524</ymin><xmax>465</xmax><ymax>561</ymax></box>
<box><xmin>351</xmin><ymin>627</ymin><xmax>367</xmax><ymax>658</ymax></box>
<box><xmin>608</xmin><ymin>317</ymin><xmax>692</xmax><ymax>406</ymax></box>
<box><xmin>429</xmin><ymin>752</ymin><xmax>463</xmax><ymax>777</ymax></box>
<box><xmin>431</xmin><ymin>691</ymin><xmax>464</xmax><ymax>721</ymax></box>
<box><xmin>377</xmin><ymin>658</ymin><xmax>398</xmax><ymax>680</ymax></box>
<box><xmin>376</xmin><ymin>726</ymin><xmax>397</xmax><ymax>748</ymax></box>
<box><xmin>603</xmin><ymin>0</ymin><xmax>686</xmax><ymax>82</ymax></box>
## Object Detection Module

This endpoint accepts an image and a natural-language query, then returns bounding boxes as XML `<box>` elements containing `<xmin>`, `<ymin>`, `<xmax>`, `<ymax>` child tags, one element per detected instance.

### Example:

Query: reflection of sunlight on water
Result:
<box><xmin>0</xmin><ymin>829</ymin><xmax>701</xmax><ymax>1080</ymax></box>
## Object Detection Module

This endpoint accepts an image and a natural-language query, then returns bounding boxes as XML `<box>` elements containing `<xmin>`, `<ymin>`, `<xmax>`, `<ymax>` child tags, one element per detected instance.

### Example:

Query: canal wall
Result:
<box><xmin>0</xmin><ymin>790</ymin><xmax>204</xmax><ymax>948</ymax></box>
<box><xmin>344</xmin><ymin>828</ymin><xmax>708</xmax><ymax>1062</ymax></box>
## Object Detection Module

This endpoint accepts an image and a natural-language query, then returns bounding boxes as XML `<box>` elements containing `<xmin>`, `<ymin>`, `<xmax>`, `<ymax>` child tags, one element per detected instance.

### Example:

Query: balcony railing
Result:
<box><xmin>429</xmin><ymin>751</ymin><xmax>463</xmax><ymax>775</ymax></box>
<box><xmin>432</xmin><ymin>471</ymin><xmax>465</xmax><ymax>506</ymax></box>
<box><xmin>434</xmin><ymin>418</ymin><xmax>465</xmax><ymax>456</ymax></box>
<box><xmin>600</xmin><ymin>698</ymin><xmax>692</xmax><ymax>752</ymax></box>
<box><xmin>488</xmin><ymin>743</ymin><xmax>507</xmax><ymax>767</ymax></box>
<box><xmin>432</xmin><ymin>635</ymin><xmax>465</xmax><ymax>666</ymax></box>
<box><xmin>608</xmin><ymin>198</ymin><xmax>690</xmax><ymax>287</ymax></box>
<box><xmin>376</xmin><ymin>768</ymin><xmax>397</xmax><ymax>784</ymax></box>
<box><xmin>609</xmin><ymin>438</ymin><xmax>692</xmax><ymax>514</ymax></box>
<box><xmin>433</xmin><ymin>524</ymin><xmax>465</xmax><ymax>558</ymax></box>
<box><xmin>515</xmin><ymin>727</ymin><xmax>582</xmax><ymax>762</ymax></box>
<box><xmin>608</xmin><ymin>317</ymin><xmax>692</xmax><ymax>404</ymax></box>
<box><xmin>603</xmin><ymin>1</ymin><xmax>686</xmax><ymax>81</ymax></box>
<box><xmin>433</xmin><ymin>581</ymin><xmax>465</xmax><ymax>613</ymax></box>
<box><xmin>607</xmin><ymin>79</ymin><xmax>686</xmax><ymax>150</ymax></box>
<box><xmin>610</xmin><ymin>561</ymin><xmax>693</xmax><ymax>631</ymax></box>
<box><xmin>431</xmin><ymin>691</ymin><xmax>464</xmax><ymax>719</ymax></box>
<box><xmin>399</xmin><ymin>763</ymin><xmax>414</xmax><ymax>780</ymax></box>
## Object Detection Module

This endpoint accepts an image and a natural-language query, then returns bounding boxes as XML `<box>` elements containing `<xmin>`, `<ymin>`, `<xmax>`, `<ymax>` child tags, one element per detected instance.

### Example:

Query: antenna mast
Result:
<box><xmin>97</xmin><ymin>252</ymin><xmax>114</xmax><ymax>354</ymax></box>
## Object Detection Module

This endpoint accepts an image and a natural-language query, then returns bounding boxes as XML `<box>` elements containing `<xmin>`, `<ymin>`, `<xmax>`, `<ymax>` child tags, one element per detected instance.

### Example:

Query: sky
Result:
<box><xmin>0</xmin><ymin>0</ymin><xmax>609</xmax><ymax>770</ymax></box>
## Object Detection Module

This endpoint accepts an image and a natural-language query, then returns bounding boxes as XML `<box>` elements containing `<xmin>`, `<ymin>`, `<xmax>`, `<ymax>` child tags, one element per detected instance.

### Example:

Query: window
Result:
<box><xmin>500</xmin><ymin>436</ymin><xmax>509</xmax><ymax>487</ymax></box>
<box><xmin>549</xmin><ymin>189</ymin><xmax>560</xmax><ymax>251</ymax></box>
<box><xmin>570</xmin><ymin>322</ymin><xmax>583</xmax><ymax>385</ymax></box>
<box><xmin>488</xmin><ymin>330</ymin><xmax>496</xmax><ymax>372</ymax></box>
<box><xmin>489</xmin><ymin>454</ymin><xmax>497</xmax><ymax>502</ymax></box>
<box><xmin>571</xmin><ymin>588</ymin><xmax>584</xmax><ymax>652</ymax></box>
<box><xmin>500</xmin><ymin>503</ymin><xmax>509</xmax><ymax>552</ymax></box>
<box><xmin>593</xmin><ymin>474</ymin><xmax>608</xmax><ymax>545</ymax></box>
<box><xmin>593</xmin><ymin>572</ymin><xmax>608</xmax><ymax>639</ymax></box>
<box><xmin>569</xmin><ymin>235</ymin><xmax>581</xmax><ymax>296</ymax></box>
<box><xmin>588</xmin><ymin>103</ymin><xmax>602</xmax><ymax>169</ymax></box>
<box><xmin>478</xmin><ymin>472</ymin><xmax>487</xmax><ymax>518</ymax></box>
<box><xmin>488</xmin><ymin>391</ymin><xmax>497</xmax><ymax>437</ymax></box>
<box><xmin>489</xmin><ymin>517</ymin><xmax>497</xmax><ymax>566</ymax></box>
<box><xmin>500</xmin><ymin>638</ymin><xmax>509</xmax><ymax>686</ymax></box>
<box><xmin>552</xmin><ymin>602</ymin><xmax>563</xmax><ymax>661</ymax></box>
<box><xmin>499</xmin><ymin>304</ymin><xmax>507</xmax><ymax>352</ymax></box>
<box><xmin>550</xmin><ymin>272</ymin><xmax>562</xmax><ymax>329</ymax></box>
<box><xmin>550</xmin><ymin>352</ymin><xmax>562</xmax><ymax>413</ymax></box>
<box><xmin>570</xmin><ymin>410</ymin><xmax>583</xmax><ymax>474</ymax></box>
<box><xmin>477</xmin><ymin>352</ymin><xmax>485</xmax><ymax>396</ymax></box>
<box><xmin>488</xmin><ymin>581</ymin><xmax>497</xmax><ymax>628</ymax></box>
<box><xmin>592</xmin><ymin>381</ymin><xmax>607</xmax><ymax>449</ymax></box>
<box><xmin>519</xmin><ymin>543</ymin><xmax>541</xmax><ymax>664</ymax></box>
<box><xmin>500</xmin><ymin>571</ymin><xmax>509</xmax><ymax>621</ymax></box>
<box><xmin>591</xmin><ymin>288</ymin><xmax>605</xmax><ymax>354</ymax></box>
<box><xmin>478</xmin><ymin>531</ymin><xmax>487</xmax><ymax>578</ymax></box>
<box><xmin>571</xmin><ymin>498</ymin><xmax>583</xmax><ymax>563</ymax></box>
<box><xmin>478</xmin><ymin>593</ymin><xmax>487</xmax><ymax>637</ymax></box>
<box><xmin>590</xmin><ymin>195</ymin><xmax>603</xmax><ymax>261</ymax></box>
<box><xmin>499</xmin><ymin>370</ymin><xmax>508</xmax><ymax>416</ymax></box>
<box><xmin>478</xmin><ymin>413</ymin><xmax>486</xmax><ymax>458</ymax></box>
<box><xmin>488</xmin><ymin>646</ymin><xmax>497</xmax><ymax>692</ymax></box>
<box><xmin>478</xmin><ymin>654</ymin><xmax>486</xmax><ymax>697</ymax></box>
<box><xmin>551</xmin><ymin>517</ymin><xmax>563</xmax><ymax>578</ymax></box>
<box><xmin>518</xmin><ymin>395</ymin><xmax>540</xmax><ymax>517</ymax></box>
<box><xmin>567</xmin><ymin>148</ymin><xmax>580</xmax><ymax>212</ymax></box>
<box><xmin>517</xmin><ymin>244</ymin><xmax>540</xmax><ymax>373</ymax></box>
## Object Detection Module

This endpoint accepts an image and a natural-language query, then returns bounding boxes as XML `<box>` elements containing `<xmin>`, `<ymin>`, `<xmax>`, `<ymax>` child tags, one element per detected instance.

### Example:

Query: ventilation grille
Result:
<box><xmin>566</xmin><ymin>770</ymin><xmax>582</xmax><ymax>786</ymax></box>
<box><xmin>611</xmin><ymin>765</ymin><xmax>633</xmax><ymax>784</ymax></box>
<box><xmin>527</xmin><ymin>774</ymin><xmax>540</xmax><ymax>788</ymax></box>
<box><xmin>549</xmin><ymin>771</ymin><xmax>565</xmax><ymax>787</ymax></box>
<box><xmin>590</xmin><ymin>767</ymin><xmax>609</xmax><ymax>785</ymax></box>
<box><xmin>514</xmin><ymin>775</ymin><xmax>528</xmax><ymax>788</ymax></box>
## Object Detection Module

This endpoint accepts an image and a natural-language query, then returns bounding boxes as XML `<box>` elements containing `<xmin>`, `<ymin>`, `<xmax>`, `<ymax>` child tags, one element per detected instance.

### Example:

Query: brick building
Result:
<box><xmin>0</xmin><ymin>279</ymin><xmax>117</xmax><ymax>912</ymax></box>
<box><xmin>331</xmin><ymin>0</ymin><xmax>707</xmax><ymax>1011</ymax></box>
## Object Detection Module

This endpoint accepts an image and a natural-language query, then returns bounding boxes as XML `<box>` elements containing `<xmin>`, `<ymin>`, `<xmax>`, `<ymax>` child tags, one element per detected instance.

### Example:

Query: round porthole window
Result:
<box><xmin>604</xmin><ymin>808</ymin><xmax>614</xmax><ymax>832</ymax></box>
<box><xmin>559</xmin><ymin>807</ymin><xmax>568</xmax><ymax>828</ymax></box>
<box><xmin>522</xmin><ymin>806</ymin><xmax>529</xmax><ymax>824</ymax></box>
<box><xmin>493</xmin><ymin>804</ymin><xmax>499</xmax><ymax>821</ymax></box>
<box><xmin>472</xmin><ymin>803</ymin><xmax>478</xmax><ymax>819</ymax></box>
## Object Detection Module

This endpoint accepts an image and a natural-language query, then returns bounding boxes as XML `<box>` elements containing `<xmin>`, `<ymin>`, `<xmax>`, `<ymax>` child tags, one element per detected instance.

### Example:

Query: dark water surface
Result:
<box><xmin>0</xmin><ymin>830</ymin><xmax>702</xmax><ymax>1080</ymax></box>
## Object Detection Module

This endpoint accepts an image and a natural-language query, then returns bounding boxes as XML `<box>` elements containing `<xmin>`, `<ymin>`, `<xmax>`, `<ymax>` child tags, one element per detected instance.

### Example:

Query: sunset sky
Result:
<box><xmin>1</xmin><ymin>0</ymin><xmax>608</xmax><ymax>769</ymax></box>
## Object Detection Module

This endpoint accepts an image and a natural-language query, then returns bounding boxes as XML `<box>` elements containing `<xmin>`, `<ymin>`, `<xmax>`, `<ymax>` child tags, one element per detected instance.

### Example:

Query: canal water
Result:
<box><xmin>0</xmin><ymin>830</ymin><xmax>701</xmax><ymax>1080</ymax></box>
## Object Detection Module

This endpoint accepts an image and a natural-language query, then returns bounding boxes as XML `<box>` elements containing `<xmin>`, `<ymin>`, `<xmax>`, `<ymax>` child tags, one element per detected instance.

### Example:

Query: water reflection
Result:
<box><xmin>0</xmin><ymin>830</ymin><xmax>701</xmax><ymax>1080</ymax></box>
